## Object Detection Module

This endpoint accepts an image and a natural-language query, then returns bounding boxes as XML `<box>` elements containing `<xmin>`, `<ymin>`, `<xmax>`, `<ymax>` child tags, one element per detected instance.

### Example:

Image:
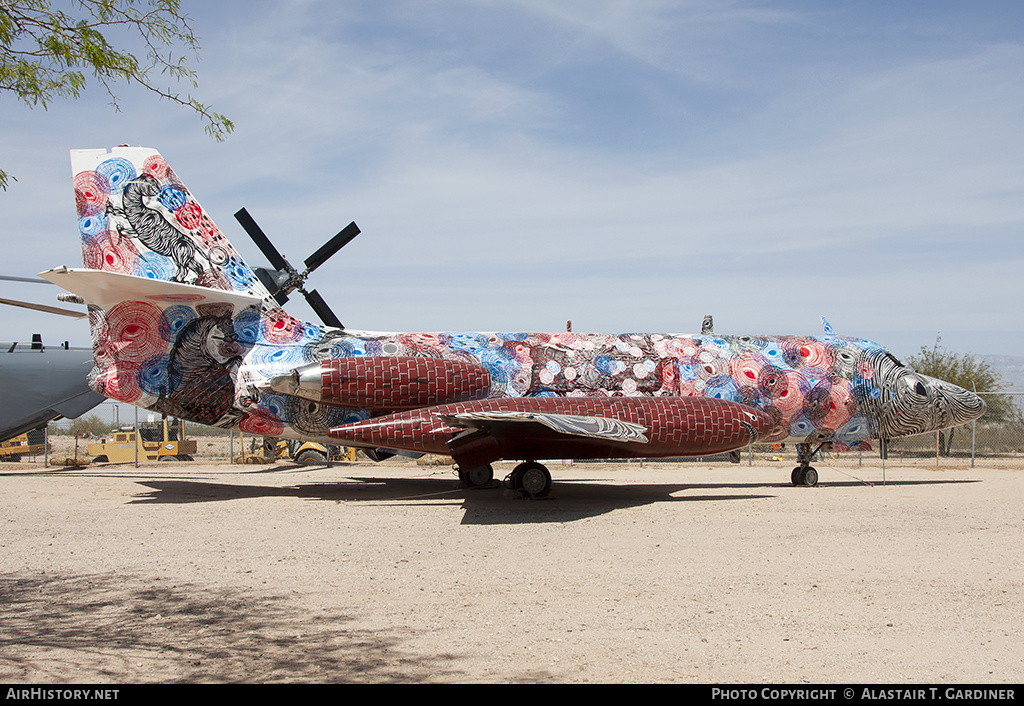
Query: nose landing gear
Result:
<box><xmin>791</xmin><ymin>443</ymin><xmax>821</xmax><ymax>487</ymax></box>
<box><xmin>791</xmin><ymin>465</ymin><xmax>819</xmax><ymax>486</ymax></box>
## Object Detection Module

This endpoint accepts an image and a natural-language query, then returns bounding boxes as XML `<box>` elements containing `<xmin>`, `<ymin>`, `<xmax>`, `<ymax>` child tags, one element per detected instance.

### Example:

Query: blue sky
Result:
<box><xmin>2</xmin><ymin>0</ymin><xmax>1022</xmax><ymax>360</ymax></box>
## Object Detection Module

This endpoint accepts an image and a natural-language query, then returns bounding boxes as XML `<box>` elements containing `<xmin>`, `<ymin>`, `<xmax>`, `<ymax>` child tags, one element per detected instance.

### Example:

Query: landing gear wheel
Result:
<box><xmin>459</xmin><ymin>464</ymin><xmax>494</xmax><ymax>488</ymax></box>
<box><xmin>791</xmin><ymin>466</ymin><xmax>818</xmax><ymax>486</ymax></box>
<box><xmin>792</xmin><ymin>443</ymin><xmax>822</xmax><ymax>487</ymax></box>
<box><xmin>510</xmin><ymin>462</ymin><xmax>552</xmax><ymax>498</ymax></box>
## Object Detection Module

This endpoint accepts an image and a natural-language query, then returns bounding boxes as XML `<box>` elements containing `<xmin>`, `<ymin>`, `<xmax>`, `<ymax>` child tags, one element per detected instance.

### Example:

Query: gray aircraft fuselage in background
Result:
<box><xmin>0</xmin><ymin>339</ymin><xmax>105</xmax><ymax>441</ymax></box>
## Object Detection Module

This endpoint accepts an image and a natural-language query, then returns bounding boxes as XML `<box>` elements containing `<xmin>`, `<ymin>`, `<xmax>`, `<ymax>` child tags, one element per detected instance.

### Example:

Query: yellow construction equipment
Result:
<box><xmin>275</xmin><ymin>439</ymin><xmax>355</xmax><ymax>464</ymax></box>
<box><xmin>0</xmin><ymin>430</ymin><xmax>46</xmax><ymax>461</ymax></box>
<box><xmin>88</xmin><ymin>418</ymin><xmax>197</xmax><ymax>463</ymax></box>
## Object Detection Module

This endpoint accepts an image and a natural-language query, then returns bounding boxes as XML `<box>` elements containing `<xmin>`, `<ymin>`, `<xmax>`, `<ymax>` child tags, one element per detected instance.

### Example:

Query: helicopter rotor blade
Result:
<box><xmin>234</xmin><ymin>208</ymin><xmax>291</xmax><ymax>273</ymax></box>
<box><xmin>304</xmin><ymin>289</ymin><xmax>343</xmax><ymax>329</ymax></box>
<box><xmin>304</xmin><ymin>222</ymin><xmax>360</xmax><ymax>274</ymax></box>
<box><xmin>232</xmin><ymin>207</ymin><xmax>355</xmax><ymax>328</ymax></box>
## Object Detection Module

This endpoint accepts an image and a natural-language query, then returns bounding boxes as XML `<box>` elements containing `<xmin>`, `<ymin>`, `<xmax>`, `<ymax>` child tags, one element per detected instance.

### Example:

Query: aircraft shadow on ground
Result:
<box><xmin>125</xmin><ymin>474</ymin><xmax>769</xmax><ymax>525</ymax></box>
<box><xmin>0</xmin><ymin>571</ymin><xmax>478</xmax><ymax>683</ymax></box>
<box><xmin>123</xmin><ymin>470</ymin><xmax>982</xmax><ymax>525</ymax></box>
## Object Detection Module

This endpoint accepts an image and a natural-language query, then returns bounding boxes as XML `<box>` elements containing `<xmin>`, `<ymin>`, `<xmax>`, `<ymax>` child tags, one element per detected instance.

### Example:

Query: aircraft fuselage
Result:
<box><xmin>250</xmin><ymin>328</ymin><xmax>985</xmax><ymax>451</ymax></box>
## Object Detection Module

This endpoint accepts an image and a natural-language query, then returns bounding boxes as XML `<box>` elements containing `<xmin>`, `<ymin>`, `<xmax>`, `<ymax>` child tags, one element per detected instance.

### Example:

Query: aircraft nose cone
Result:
<box><xmin>931</xmin><ymin>378</ymin><xmax>987</xmax><ymax>428</ymax></box>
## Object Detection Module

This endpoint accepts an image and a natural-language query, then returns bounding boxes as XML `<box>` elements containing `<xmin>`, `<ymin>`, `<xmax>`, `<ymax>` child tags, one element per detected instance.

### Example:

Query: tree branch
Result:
<box><xmin>0</xmin><ymin>0</ymin><xmax>232</xmax><ymax>189</ymax></box>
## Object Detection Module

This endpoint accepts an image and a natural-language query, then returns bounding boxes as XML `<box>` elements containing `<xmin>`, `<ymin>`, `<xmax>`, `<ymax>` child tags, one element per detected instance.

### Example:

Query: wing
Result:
<box><xmin>438</xmin><ymin>409</ymin><xmax>649</xmax><ymax>444</ymax></box>
<box><xmin>328</xmin><ymin>395</ymin><xmax>772</xmax><ymax>463</ymax></box>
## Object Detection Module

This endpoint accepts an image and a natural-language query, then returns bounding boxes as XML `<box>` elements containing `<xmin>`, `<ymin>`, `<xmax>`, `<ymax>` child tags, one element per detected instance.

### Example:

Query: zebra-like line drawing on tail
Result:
<box><xmin>108</xmin><ymin>174</ymin><xmax>208</xmax><ymax>284</ymax></box>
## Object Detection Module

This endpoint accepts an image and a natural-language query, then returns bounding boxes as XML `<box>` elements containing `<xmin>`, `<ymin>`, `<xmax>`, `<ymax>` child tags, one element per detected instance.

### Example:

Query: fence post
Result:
<box><xmin>971</xmin><ymin>418</ymin><xmax>976</xmax><ymax>468</ymax></box>
<box><xmin>880</xmin><ymin>438</ymin><xmax>886</xmax><ymax>485</ymax></box>
<box><xmin>971</xmin><ymin>382</ymin><xmax>977</xmax><ymax>469</ymax></box>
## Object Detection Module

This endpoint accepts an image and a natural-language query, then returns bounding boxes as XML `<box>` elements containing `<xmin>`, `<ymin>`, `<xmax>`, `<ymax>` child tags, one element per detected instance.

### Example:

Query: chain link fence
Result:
<box><xmin>737</xmin><ymin>391</ymin><xmax>1024</xmax><ymax>471</ymax></box>
<box><xmin>879</xmin><ymin>391</ymin><xmax>1024</xmax><ymax>468</ymax></box>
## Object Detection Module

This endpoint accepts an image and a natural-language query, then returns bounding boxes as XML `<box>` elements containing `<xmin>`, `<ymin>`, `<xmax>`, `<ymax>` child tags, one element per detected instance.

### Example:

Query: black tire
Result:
<box><xmin>459</xmin><ymin>464</ymin><xmax>494</xmax><ymax>487</ymax></box>
<box><xmin>803</xmin><ymin>467</ymin><xmax>819</xmax><ymax>487</ymax></box>
<box><xmin>791</xmin><ymin>467</ymin><xmax>805</xmax><ymax>485</ymax></box>
<box><xmin>159</xmin><ymin>455</ymin><xmax>178</xmax><ymax>462</ymax></box>
<box><xmin>92</xmin><ymin>455</ymin><xmax>108</xmax><ymax>463</ymax></box>
<box><xmin>511</xmin><ymin>462</ymin><xmax>551</xmax><ymax>498</ymax></box>
<box><xmin>295</xmin><ymin>449</ymin><xmax>327</xmax><ymax>465</ymax></box>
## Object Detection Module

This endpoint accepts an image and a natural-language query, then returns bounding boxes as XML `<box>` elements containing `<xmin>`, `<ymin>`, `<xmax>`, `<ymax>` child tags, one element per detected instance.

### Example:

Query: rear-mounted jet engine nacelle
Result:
<box><xmin>268</xmin><ymin>356</ymin><xmax>492</xmax><ymax>412</ymax></box>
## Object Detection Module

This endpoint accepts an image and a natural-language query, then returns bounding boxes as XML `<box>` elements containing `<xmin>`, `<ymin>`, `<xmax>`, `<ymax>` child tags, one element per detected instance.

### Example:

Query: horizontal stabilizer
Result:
<box><xmin>38</xmin><ymin>267</ymin><xmax>264</xmax><ymax>310</ymax></box>
<box><xmin>438</xmin><ymin>409</ymin><xmax>649</xmax><ymax>444</ymax></box>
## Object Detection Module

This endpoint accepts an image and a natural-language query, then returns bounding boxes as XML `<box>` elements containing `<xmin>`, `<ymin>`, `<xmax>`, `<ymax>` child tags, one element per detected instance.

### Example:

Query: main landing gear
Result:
<box><xmin>791</xmin><ymin>443</ymin><xmax>821</xmax><ymax>487</ymax></box>
<box><xmin>458</xmin><ymin>463</ymin><xmax>495</xmax><ymax>488</ymax></box>
<box><xmin>457</xmin><ymin>461</ymin><xmax>553</xmax><ymax>498</ymax></box>
<box><xmin>506</xmin><ymin>462</ymin><xmax>553</xmax><ymax>498</ymax></box>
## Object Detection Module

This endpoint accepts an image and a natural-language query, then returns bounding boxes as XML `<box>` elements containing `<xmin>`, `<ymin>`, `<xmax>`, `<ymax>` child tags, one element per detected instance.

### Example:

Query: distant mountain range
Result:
<box><xmin>979</xmin><ymin>355</ymin><xmax>1024</xmax><ymax>392</ymax></box>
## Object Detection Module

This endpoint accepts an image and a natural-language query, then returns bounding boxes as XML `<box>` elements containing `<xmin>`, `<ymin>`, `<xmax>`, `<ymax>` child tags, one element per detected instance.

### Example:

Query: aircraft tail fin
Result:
<box><xmin>63</xmin><ymin>147</ymin><xmax>326</xmax><ymax>428</ymax></box>
<box><xmin>71</xmin><ymin>146</ymin><xmax>274</xmax><ymax>303</ymax></box>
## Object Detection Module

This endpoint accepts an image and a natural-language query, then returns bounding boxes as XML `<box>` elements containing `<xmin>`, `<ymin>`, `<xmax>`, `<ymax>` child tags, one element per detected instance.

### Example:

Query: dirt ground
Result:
<box><xmin>0</xmin><ymin>447</ymin><xmax>1020</xmax><ymax>683</ymax></box>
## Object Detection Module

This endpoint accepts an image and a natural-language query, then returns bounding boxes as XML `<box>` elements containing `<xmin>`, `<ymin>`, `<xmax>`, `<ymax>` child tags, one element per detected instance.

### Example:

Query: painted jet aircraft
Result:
<box><xmin>42</xmin><ymin>146</ymin><xmax>986</xmax><ymax>496</ymax></box>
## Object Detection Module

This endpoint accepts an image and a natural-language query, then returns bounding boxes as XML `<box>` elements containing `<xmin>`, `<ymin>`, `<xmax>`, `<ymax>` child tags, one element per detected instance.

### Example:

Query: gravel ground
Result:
<box><xmin>0</xmin><ymin>450</ymin><xmax>1020</xmax><ymax>684</ymax></box>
